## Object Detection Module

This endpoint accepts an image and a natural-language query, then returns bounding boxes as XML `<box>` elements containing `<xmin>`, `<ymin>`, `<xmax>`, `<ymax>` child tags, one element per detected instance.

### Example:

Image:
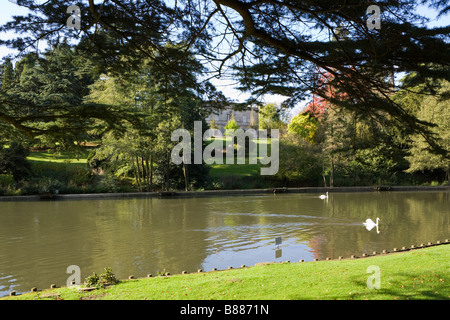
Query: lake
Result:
<box><xmin>0</xmin><ymin>191</ymin><xmax>449</xmax><ymax>297</ymax></box>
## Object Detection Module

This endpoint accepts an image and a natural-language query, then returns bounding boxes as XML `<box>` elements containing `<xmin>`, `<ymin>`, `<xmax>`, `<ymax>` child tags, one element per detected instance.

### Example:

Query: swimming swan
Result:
<box><xmin>363</xmin><ymin>218</ymin><xmax>380</xmax><ymax>234</ymax></box>
<box><xmin>319</xmin><ymin>192</ymin><xmax>328</xmax><ymax>199</ymax></box>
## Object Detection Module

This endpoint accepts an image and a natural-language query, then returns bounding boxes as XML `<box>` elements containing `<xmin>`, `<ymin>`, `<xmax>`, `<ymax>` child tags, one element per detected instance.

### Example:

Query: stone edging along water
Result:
<box><xmin>0</xmin><ymin>185</ymin><xmax>449</xmax><ymax>202</ymax></box>
<box><xmin>7</xmin><ymin>240</ymin><xmax>450</xmax><ymax>297</ymax></box>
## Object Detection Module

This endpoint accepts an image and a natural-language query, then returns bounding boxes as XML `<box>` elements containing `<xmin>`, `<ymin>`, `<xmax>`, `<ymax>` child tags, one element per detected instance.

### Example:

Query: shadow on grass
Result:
<box><xmin>345</xmin><ymin>273</ymin><xmax>449</xmax><ymax>300</ymax></box>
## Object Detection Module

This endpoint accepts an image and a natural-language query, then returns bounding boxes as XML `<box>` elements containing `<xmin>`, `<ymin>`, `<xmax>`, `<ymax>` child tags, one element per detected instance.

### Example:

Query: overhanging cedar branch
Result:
<box><xmin>0</xmin><ymin>95</ymin><xmax>140</xmax><ymax>138</ymax></box>
<box><xmin>0</xmin><ymin>0</ymin><xmax>448</xmax><ymax>156</ymax></box>
<box><xmin>213</xmin><ymin>0</ymin><xmax>333</xmax><ymax>67</ymax></box>
<box><xmin>211</xmin><ymin>0</ymin><xmax>448</xmax><ymax>156</ymax></box>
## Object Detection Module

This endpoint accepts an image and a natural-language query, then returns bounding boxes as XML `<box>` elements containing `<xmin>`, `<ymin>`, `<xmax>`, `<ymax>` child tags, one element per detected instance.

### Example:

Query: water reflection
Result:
<box><xmin>0</xmin><ymin>191</ymin><xmax>449</xmax><ymax>297</ymax></box>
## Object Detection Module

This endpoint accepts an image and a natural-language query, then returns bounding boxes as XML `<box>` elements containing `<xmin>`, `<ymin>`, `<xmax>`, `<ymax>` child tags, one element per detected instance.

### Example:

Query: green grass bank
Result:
<box><xmin>3</xmin><ymin>244</ymin><xmax>449</xmax><ymax>300</ymax></box>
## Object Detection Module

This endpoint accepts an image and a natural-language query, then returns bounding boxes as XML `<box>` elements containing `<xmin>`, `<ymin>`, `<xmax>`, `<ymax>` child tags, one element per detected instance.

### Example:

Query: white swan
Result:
<box><xmin>363</xmin><ymin>218</ymin><xmax>380</xmax><ymax>234</ymax></box>
<box><xmin>319</xmin><ymin>192</ymin><xmax>328</xmax><ymax>199</ymax></box>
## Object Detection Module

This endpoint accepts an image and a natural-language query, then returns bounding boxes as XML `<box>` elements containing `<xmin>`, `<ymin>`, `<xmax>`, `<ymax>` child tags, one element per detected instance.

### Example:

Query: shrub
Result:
<box><xmin>28</xmin><ymin>162</ymin><xmax>93</xmax><ymax>194</ymax></box>
<box><xmin>84</xmin><ymin>267</ymin><xmax>119</xmax><ymax>288</ymax></box>
<box><xmin>96</xmin><ymin>175</ymin><xmax>121</xmax><ymax>192</ymax></box>
<box><xmin>31</xmin><ymin>162</ymin><xmax>92</xmax><ymax>184</ymax></box>
<box><xmin>0</xmin><ymin>174</ymin><xmax>15</xmax><ymax>188</ymax></box>
<box><xmin>0</xmin><ymin>143</ymin><xmax>31</xmax><ymax>181</ymax></box>
<box><xmin>84</xmin><ymin>272</ymin><xmax>100</xmax><ymax>287</ymax></box>
<box><xmin>276</xmin><ymin>135</ymin><xmax>323</xmax><ymax>186</ymax></box>
<box><xmin>19</xmin><ymin>179</ymin><xmax>41</xmax><ymax>195</ymax></box>
<box><xmin>38</xmin><ymin>177</ymin><xmax>63</xmax><ymax>194</ymax></box>
<box><xmin>223</xmin><ymin>114</ymin><xmax>240</xmax><ymax>136</ymax></box>
<box><xmin>100</xmin><ymin>267</ymin><xmax>118</xmax><ymax>284</ymax></box>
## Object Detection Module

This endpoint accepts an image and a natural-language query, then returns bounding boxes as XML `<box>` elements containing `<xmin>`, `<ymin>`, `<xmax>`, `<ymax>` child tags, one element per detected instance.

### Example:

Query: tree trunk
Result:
<box><xmin>135</xmin><ymin>156</ymin><xmax>141</xmax><ymax>190</ymax></box>
<box><xmin>447</xmin><ymin>166</ymin><xmax>450</xmax><ymax>186</ymax></box>
<box><xmin>145</xmin><ymin>156</ymin><xmax>151</xmax><ymax>191</ymax></box>
<box><xmin>165</xmin><ymin>152</ymin><xmax>170</xmax><ymax>191</ymax></box>
<box><xmin>149</xmin><ymin>154</ymin><xmax>153</xmax><ymax>191</ymax></box>
<box><xmin>330</xmin><ymin>157</ymin><xmax>335</xmax><ymax>188</ymax></box>
<box><xmin>182</xmin><ymin>162</ymin><xmax>189</xmax><ymax>191</ymax></box>
<box><xmin>141</xmin><ymin>157</ymin><xmax>147</xmax><ymax>191</ymax></box>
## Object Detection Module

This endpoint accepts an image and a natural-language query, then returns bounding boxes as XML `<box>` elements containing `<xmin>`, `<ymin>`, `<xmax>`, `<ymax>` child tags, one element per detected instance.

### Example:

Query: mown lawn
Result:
<box><xmin>206</xmin><ymin>137</ymin><xmax>271</xmax><ymax>178</ymax></box>
<box><xmin>27</xmin><ymin>150</ymin><xmax>88</xmax><ymax>165</ymax></box>
<box><xmin>25</xmin><ymin>140</ymin><xmax>266</xmax><ymax>179</ymax></box>
<box><xmin>4</xmin><ymin>245</ymin><xmax>448</xmax><ymax>300</ymax></box>
<box><xmin>208</xmin><ymin>163</ymin><xmax>260</xmax><ymax>177</ymax></box>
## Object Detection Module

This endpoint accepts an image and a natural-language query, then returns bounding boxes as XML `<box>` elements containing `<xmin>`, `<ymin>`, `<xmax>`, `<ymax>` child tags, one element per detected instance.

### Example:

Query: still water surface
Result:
<box><xmin>0</xmin><ymin>191</ymin><xmax>449</xmax><ymax>297</ymax></box>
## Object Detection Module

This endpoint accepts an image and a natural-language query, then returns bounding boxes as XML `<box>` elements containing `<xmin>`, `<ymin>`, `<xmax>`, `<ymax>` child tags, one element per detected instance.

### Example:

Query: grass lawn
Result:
<box><xmin>4</xmin><ymin>244</ymin><xmax>448</xmax><ymax>300</ymax></box>
<box><xmin>206</xmin><ymin>137</ymin><xmax>272</xmax><ymax>178</ymax></box>
<box><xmin>24</xmin><ymin>138</ymin><xmax>271</xmax><ymax>179</ymax></box>
<box><xmin>208</xmin><ymin>163</ymin><xmax>260</xmax><ymax>177</ymax></box>
<box><xmin>25</xmin><ymin>146</ymin><xmax>259</xmax><ymax>178</ymax></box>
<box><xmin>27</xmin><ymin>150</ymin><xmax>88</xmax><ymax>166</ymax></box>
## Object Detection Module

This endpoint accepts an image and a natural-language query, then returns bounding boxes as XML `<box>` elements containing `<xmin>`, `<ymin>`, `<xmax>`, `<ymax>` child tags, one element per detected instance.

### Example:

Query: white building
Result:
<box><xmin>206</xmin><ymin>106</ymin><xmax>259</xmax><ymax>133</ymax></box>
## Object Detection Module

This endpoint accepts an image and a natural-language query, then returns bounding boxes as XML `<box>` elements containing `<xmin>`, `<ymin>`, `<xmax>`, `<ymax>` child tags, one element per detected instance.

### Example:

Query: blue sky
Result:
<box><xmin>0</xmin><ymin>1</ymin><xmax>447</xmax><ymax>116</ymax></box>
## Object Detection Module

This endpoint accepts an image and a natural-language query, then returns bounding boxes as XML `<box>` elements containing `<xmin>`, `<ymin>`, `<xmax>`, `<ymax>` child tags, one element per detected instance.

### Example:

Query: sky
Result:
<box><xmin>0</xmin><ymin>1</ymin><xmax>448</xmax><ymax>118</ymax></box>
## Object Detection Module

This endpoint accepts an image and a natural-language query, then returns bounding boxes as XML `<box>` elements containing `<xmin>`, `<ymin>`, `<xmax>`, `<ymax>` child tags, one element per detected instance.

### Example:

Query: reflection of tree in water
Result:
<box><xmin>315</xmin><ymin>192</ymin><xmax>450</xmax><ymax>259</ymax></box>
<box><xmin>96</xmin><ymin>197</ymin><xmax>212</xmax><ymax>276</ymax></box>
<box><xmin>175</xmin><ymin>192</ymin><xmax>449</xmax><ymax>263</ymax></box>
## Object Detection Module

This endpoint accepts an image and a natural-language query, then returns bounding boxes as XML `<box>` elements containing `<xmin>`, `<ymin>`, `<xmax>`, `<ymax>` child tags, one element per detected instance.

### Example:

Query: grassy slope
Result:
<box><xmin>27</xmin><ymin>151</ymin><xmax>88</xmax><ymax>165</ymax></box>
<box><xmin>206</xmin><ymin>137</ymin><xmax>267</xmax><ymax>178</ymax></box>
<box><xmin>4</xmin><ymin>245</ymin><xmax>449</xmax><ymax>300</ymax></box>
<box><xmin>27</xmin><ymin>140</ymin><xmax>263</xmax><ymax>178</ymax></box>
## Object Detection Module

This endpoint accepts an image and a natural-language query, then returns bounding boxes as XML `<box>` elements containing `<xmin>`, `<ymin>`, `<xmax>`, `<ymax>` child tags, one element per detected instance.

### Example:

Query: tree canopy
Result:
<box><xmin>0</xmin><ymin>0</ymin><xmax>449</xmax><ymax>156</ymax></box>
<box><xmin>0</xmin><ymin>43</ymin><xmax>141</xmax><ymax>147</ymax></box>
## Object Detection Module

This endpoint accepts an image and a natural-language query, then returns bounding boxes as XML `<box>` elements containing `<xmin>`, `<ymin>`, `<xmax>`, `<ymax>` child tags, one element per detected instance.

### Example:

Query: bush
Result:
<box><xmin>223</xmin><ymin>114</ymin><xmax>240</xmax><ymax>136</ymax></box>
<box><xmin>19</xmin><ymin>179</ymin><xmax>41</xmax><ymax>195</ymax></box>
<box><xmin>0</xmin><ymin>143</ymin><xmax>31</xmax><ymax>181</ymax></box>
<box><xmin>95</xmin><ymin>175</ymin><xmax>121</xmax><ymax>192</ymax></box>
<box><xmin>31</xmin><ymin>162</ymin><xmax>92</xmax><ymax>183</ymax></box>
<box><xmin>0</xmin><ymin>174</ymin><xmax>14</xmax><ymax>188</ymax></box>
<box><xmin>84</xmin><ymin>272</ymin><xmax>100</xmax><ymax>287</ymax></box>
<box><xmin>38</xmin><ymin>177</ymin><xmax>63</xmax><ymax>194</ymax></box>
<box><xmin>28</xmin><ymin>162</ymin><xmax>93</xmax><ymax>194</ymax></box>
<box><xmin>84</xmin><ymin>267</ymin><xmax>119</xmax><ymax>288</ymax></box>
<box><xmin>208</xmin><ymin>174</ymin><xmax>274</xmax><ymax>190</ymax></box>
<box><xmin>18</xmin><ymin>177</ymin><xmax>63</xmax><ymax>195</ymax></box>
<box><xmin>100</xmin><ymin>267</ymin><xmax>118</xmax><ymax>284</ymax></box>
<box><xmin>275</xmin><ymin>135</ymin><xmax>323</xmax><ymax>186</ymax></box>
